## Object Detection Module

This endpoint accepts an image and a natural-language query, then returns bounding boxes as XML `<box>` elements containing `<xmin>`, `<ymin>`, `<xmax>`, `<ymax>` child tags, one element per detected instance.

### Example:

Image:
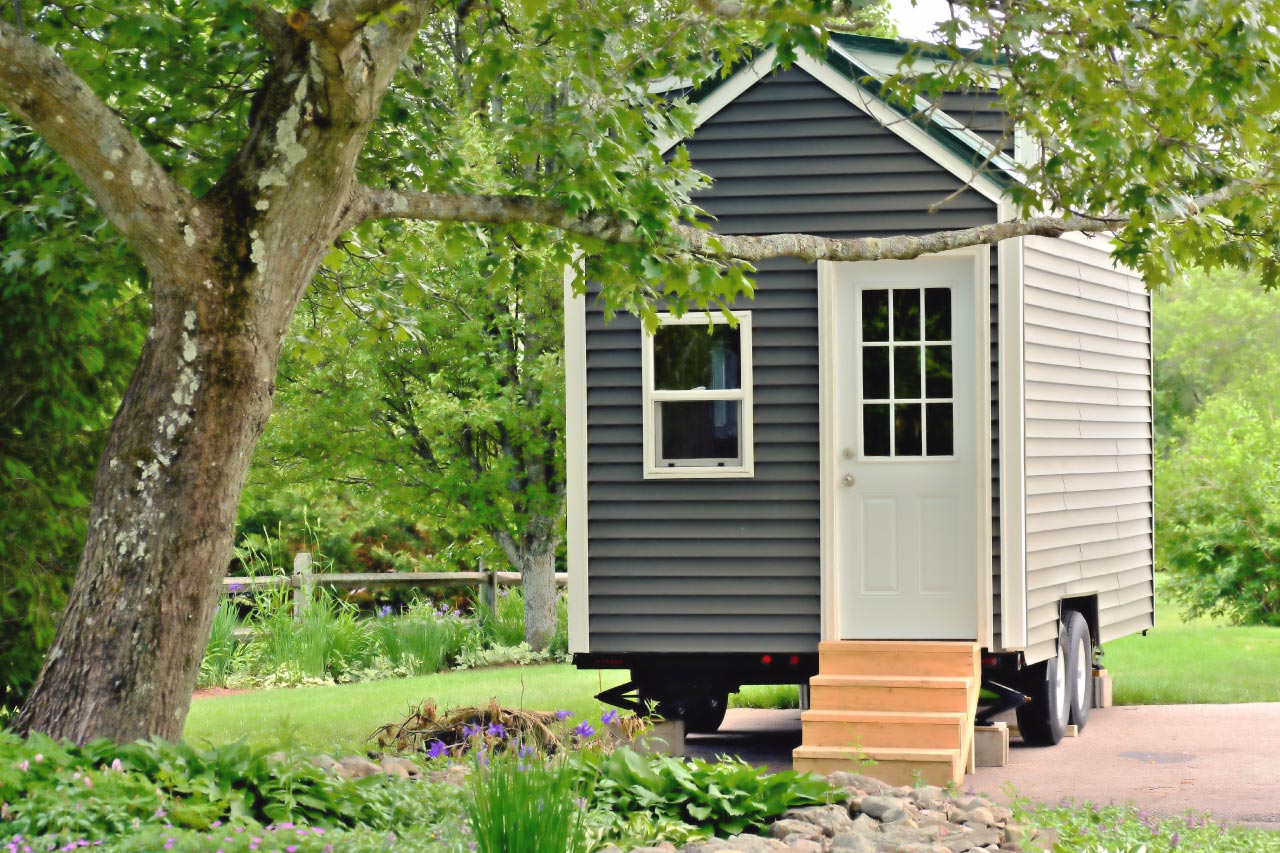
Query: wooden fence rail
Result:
<box><xmin>221</xmin><ymin>553</ymin><xmax>567</xmax><ymax>615</ymax></box>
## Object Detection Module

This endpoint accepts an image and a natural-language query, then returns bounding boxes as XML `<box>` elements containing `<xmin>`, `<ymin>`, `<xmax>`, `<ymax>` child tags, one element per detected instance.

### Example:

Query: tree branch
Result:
<box><xmin>0</xmin><ymin>21</ymin><xmax>198</xmax><ymax>278</ymax></box>
<box><xmin>691</xmin><ymin>0</ymin><xmax>882</xmax><ymax>20</ymax></box>
<box><xmin>352</xmin><ymin>181</ymin><xmax>1258</xmax><ymax>265</ymax></box>
<box><xmin>287</xmin><ymin>0</ymin><xmax>419</xmax><ymax>51</ymax></box>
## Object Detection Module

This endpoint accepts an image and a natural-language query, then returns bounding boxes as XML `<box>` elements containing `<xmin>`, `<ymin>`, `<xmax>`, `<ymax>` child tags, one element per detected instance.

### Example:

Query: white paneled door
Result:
<box><xmin>831</xmin><ymin>256</ymin><xmax>980</xmax><ymax>640</ymax></box>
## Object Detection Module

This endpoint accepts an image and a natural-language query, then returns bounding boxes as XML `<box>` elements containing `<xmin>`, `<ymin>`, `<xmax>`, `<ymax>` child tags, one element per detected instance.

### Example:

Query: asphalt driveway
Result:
<box><xmin>685</xmin><ymin>704</ymin><xmax>1280</xmax><ymax>829</ymax></box>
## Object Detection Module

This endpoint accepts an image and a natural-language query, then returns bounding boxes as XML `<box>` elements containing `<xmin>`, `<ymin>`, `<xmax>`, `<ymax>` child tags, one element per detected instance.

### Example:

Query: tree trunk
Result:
<box><xmin>11</xmin><ymin>266</ymin><xmax>290</xmax><ymax>744</ymax></box>
<box><xmin>521</xmin><ymin>543</ymin><xmax>560</xmax><ymax>652</ymax></box>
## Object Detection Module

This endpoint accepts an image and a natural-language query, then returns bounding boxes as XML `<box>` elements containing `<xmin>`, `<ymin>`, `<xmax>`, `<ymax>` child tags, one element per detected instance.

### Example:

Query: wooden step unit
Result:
<box><xmin>793</xmin><ymin>641</ymin><xmax>981</xmax><ymax>787</ymax></box>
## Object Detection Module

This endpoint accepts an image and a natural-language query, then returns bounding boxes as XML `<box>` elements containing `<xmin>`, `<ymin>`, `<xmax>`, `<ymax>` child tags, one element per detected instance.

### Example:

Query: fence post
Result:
<box><xmin>479</xmin><ymin>559</ymin><xmax>497</xmax><ymax>614</ymax></box>
<box><xmin>293</xmin><ymin>551</ymin><xmax>314</xmax><ymax>620</ymax></box>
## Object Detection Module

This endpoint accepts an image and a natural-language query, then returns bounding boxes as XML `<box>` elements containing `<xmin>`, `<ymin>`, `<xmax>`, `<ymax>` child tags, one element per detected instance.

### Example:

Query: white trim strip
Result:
<box><xmin>997</xmin><ymin>199</ymin><xmax>1029</xmax><ymax>651</ymax></box>
<box><xmin>974</xmin><ymin>245</ymin><xmax>995</xmax><ymax>650</ymax></box>
<box><xmin>817</xmin><ymin>262</ymin><xmax>840</xmax><ymax>641</ymax></box>
<box><xmin>564</xmin><ymin>257</ymin><xmax>590</xmax><ymax>654</ymax></box>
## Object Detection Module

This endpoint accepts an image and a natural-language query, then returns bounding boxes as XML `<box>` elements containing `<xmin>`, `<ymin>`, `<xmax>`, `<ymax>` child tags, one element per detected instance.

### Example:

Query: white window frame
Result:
<box><xmin>641</xmin><ymin>312</ymin><xmax>754</xmax><ymax>479</ymax></box>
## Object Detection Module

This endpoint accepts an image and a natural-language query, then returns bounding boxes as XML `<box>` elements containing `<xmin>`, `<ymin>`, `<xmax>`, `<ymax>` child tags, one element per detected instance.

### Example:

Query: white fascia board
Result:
<box><xmin>656</xmin><ymin>47</ymin><xmax>779</xmax><ymax>155</ymax></box>
<box><xmin>824</xmin><ymin>42</ymin><xmax>1022</xmax><ymax>182</ymax></box>
<box><xmin>793</xmin><ymin>53</ymin><xmax>1006</xmax><ymax>204</ymax></box>
<box><xmin>563</xmin><ymin>256</ymin><xmax>590</xmax><ymax>654</ymax></box>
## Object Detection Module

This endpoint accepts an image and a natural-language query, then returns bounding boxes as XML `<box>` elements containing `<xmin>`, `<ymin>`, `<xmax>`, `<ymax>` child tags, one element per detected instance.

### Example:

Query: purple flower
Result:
<box><xmin>573</xmin><ymin>722</ymin><xmax>595</xmax><ymax>739</ymax></box>
<box><xmin>601</xmin><ymin>710</ymin><xmax>620</xmax><ymax>725</ymax></box>
<box><xmin>555</xmin><ymin>710</ymin><xmax>573</xmax><ymax>720</ymax></box>
<box><xmin>519</xmin><ymin>744</ymin><xmax>536</xmax><ymax>758</ymax></box>
<box><xmin>463</xmin><ymin>723</ymin><xmax>482</xmax><ymax>738</ymax></box>
<box><xmin>377</xmin><ymin>605</ymin><xmax>393</xmax><ymax>618</ymax></box>
<box><xmin>427</xmin><ymin>740</ymin><xmax>448</xmax><ymax>759</ymax></box>
<box><xmin>487</xmin><ymin>722</ymin><xmax>506</xmax><ymax>738</ymax></box>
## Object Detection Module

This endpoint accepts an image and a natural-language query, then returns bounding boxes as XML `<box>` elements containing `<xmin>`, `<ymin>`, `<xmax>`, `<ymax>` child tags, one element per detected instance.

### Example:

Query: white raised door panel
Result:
<box><xmin>832</xmin><ymin>255</ymin><xmax>981</xmax><ymax>640</ymax></box>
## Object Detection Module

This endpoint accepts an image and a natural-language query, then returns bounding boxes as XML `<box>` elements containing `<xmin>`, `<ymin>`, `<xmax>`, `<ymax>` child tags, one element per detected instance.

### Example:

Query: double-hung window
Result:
<box><xmin>641</xmin><ymin>312</ymin><xmax>754</xmax><ymax>478</ymax></box>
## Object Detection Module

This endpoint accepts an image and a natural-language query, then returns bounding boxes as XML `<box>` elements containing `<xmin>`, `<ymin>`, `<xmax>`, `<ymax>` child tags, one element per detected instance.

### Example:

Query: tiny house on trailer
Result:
<box><xmin>564</xmin><ymin>35</ymin><xmax>1154</xmax><ymax>785</ymax></box>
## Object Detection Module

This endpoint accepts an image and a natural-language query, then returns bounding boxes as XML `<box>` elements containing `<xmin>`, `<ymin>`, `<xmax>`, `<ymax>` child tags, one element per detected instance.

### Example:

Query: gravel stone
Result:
<box><xmin>771</xmin><ymin>820</ymin><xmax>822</xmax><ymax>841</ymax></box>
<box><xmin>336</xmin><ymin>755</ymin><xmax>380</xmax><ymax>779</ymax></box>
<box><xmin>784</xmin><ymin>805</ymin><xmax>855</xmax><ymax>837</ymax></box>
<box><xmin>963</xmin><ymin>807</ymin><xmax>997</xmax><ymax>828</ymax></box>
<box><xmin>860</xmin><ymin>796</ymin><xmax>909</xmax><ymax>823</ymax></box>
<box><xmin>830</xmin><ymin>832</ymin><xmax>877</xmax><ymax>853</ymax></box>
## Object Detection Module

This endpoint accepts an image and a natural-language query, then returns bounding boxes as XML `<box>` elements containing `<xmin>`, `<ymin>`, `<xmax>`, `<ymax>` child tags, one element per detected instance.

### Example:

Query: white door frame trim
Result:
<box><xmin>818</xmin><ymin>246</ymin><xmax>993</xmax><ymax>644</ymax></box>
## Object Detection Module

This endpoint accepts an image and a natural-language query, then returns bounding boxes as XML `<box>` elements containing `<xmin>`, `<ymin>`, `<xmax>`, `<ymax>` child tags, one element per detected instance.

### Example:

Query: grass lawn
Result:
<box><xmin>184</xmin><ymin>663</ymin><xmax>627</xmax><ymax>752</ymax></box>
<box><xmin>1104</xmin><ymin>580</ymin><xmax>1280</xmax><ymax>705</ymax></box>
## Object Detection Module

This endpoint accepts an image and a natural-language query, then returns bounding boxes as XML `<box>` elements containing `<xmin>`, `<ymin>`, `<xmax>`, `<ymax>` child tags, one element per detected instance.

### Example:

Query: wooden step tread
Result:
<box><xmin>810</xmin><ymin>674</ymin><xmax>975</xmax><ymax>688</ymax></box>
<box><xmin>819</xmin><ymin>640</ymin><xmax>980</xmax><ymax>654</ymax></box>
<box><xmin>793</xmin><ymin>745</ymin><xmax>957</xmax><ymax>762</ymax></box>
<box><xmin>801</xmin><ymin>709</ymin><xmax>967</xmax><ymax>724</ymax></box>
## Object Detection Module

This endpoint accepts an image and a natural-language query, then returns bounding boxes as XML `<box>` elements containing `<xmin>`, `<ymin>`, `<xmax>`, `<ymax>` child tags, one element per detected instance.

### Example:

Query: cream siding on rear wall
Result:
<box><xmin>1021</xmin><ymin>233</ymin><xmax>1155</xmax><ymax>664</ymax></box>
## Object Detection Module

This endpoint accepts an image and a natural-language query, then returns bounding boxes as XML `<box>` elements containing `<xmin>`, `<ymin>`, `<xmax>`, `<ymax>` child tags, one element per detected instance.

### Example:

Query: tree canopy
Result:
<box><xmin>5</xmin><ymin>0</ymin><xmax>1280</xmax><ymax>742</ymax></box>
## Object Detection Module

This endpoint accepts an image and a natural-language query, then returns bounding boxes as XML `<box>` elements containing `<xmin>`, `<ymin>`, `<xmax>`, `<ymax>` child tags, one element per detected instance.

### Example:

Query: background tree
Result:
<box><xmin>1157</xmin><ymin>364</ymin><xmax>1280</xmax><ymax>626</ymax></box>
<box><xmin>254</xmin><ymin>220</ymin><xmax>566</xmax><ymax>649</ymax></box>
<box><xmin>0</xmin><ymin>118</ymin><xmax>146</xmax><ymax>711</ymax></box>
<box><xmin>1153</xmin><ymin>268</ymin><xmax>1280</xmax><ymax>442</ymax></box>
<box><xmin>7</xmin><ymin>0</ymin><xmax>1280</xmax><ymax>744</ymax></box>
<box><xmin>1152</xmin><ymin>269</ymin><xmax>1280</xmax><ymax>624</ymax></box>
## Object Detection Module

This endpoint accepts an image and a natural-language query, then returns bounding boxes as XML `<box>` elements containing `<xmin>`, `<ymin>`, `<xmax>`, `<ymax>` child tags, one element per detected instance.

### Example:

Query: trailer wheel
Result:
<box><xmin>1063</xmin><ymin>609</ymin><xmax>1092</xmax><ymax>730</ymax></box>
<box><xmin>1015</xmin><ymin>621</ymin><xmax>1070</xmax><ymax>746</ymax></box>
<box><xmin>637</xmin><ymin>686</ymin><xmax>729</xmax><ymax>734</ymax></box>
<box><xmin>683</xmin><ymin>690</ymin><xmax>729</xmax><ymax>734</ymax></box>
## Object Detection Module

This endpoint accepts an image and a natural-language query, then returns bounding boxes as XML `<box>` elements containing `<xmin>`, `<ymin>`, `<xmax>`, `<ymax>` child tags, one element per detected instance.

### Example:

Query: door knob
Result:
<box><xmin>842</xmin><ymin>474</ymin><xmax>855</xmax><ymax>487</ymax></box>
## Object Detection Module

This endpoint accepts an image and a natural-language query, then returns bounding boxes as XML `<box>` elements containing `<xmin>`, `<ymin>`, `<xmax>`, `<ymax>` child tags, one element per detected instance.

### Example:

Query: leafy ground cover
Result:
<box><xmin>1014</xmin><ymin>797</ymin><xmax>1280</xmax><ymax>852</ymax></box>
<box><xmin>2</xmin><ymin>717</ymin><xmax>840</xmax><ymax>853</ymax></box>
<box><xmin>1104</xmin><ymin>580</ymin><xmax>1280</xmax><ymax>705</ymax></box>
<box><xmin>184</xmin><ymin>663</ymin><xmax>627</xmax><ymax>753</ymax></box>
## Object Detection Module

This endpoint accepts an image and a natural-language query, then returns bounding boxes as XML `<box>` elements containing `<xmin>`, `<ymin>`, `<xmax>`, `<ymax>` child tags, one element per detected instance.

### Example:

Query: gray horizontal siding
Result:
<box><xmin>586</xmin><ymin>64</ymin><xmax>998</xmax><ymax>654</ymax></box>
<box><xmin>1021</xmin><ymin>235</ymin><xmax>1154</xmax><ymax>664</ymax></box>
<box><xmin>938</xmin><ymin>90</ymin><xmax>1014</xmax><ymax>155</ymax></box>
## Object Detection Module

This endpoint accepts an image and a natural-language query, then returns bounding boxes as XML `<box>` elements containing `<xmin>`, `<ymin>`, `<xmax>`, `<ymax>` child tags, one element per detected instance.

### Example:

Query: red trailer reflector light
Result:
<box><xmin>982</xmin><ymin>656</ymin><xmax>998</xmax><ymax>667</ymax></box>
<box><xmin>788</xmin><ymin>655</ymin><xmax>801</xmax><ymax>666</ymax></box>
<box><xmin>761</xmin><ymin>655</ymin><xmax>773</xmax><ymax>665</ymax></box>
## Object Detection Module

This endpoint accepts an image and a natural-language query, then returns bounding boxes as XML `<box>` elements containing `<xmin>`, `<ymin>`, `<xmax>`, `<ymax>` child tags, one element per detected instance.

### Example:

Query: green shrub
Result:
<box><xmin>475</xmin><ymin>587</ymin><xmax>527</xmax><ymax>648</ymax></box>
<box><xmin>199</xmin><ymin>601</ymin><xmax>242</xmax><ymax>688</ymax></box>
<box><xmin>581</xmin><ymin>748</ymin><xmax>838</xmax><ymax>837</ymax></box>
<box><xmin>0</xmin><ymin>731</ymin><xmax>462</xmax><ymax>848</ymax></box>
<box><xmin>1014</xmin><ymin>797</ymin><xmax>1280</xmax><ymax>852</ymax></box>
<box><xmin>464</xmin><ymin>747</ymin><xmax>591</xmax><ymax>853</ymax></box>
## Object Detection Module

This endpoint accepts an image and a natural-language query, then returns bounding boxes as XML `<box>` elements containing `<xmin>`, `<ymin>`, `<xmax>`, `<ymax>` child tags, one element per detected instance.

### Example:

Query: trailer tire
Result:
<box><xmin>637</xmin><ymin>686</ymin><xmax>729</xmax><ymax>734</ymax></box>
<box><xmin>1015</xmin><ymin>621</ymin><xmax>1070</xmax><ymax>746</ymax></box>
<box><xmin>1064</xmin><ymin>609</ymin><xmax>1092</xmax><ymax>730</ymax></box>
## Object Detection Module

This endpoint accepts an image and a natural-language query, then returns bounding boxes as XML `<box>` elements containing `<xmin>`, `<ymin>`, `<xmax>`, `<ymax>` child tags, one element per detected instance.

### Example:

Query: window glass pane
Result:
<box><xmin>862</xmin><ymin>290</ymin><xmax>889</xmax><ymax>342</ymax></box>
<box><xmin>893</xmin><ymin>345</ymin><xmax>921</xmax><ymax>398</ymax></box>
<box><xmin>924</xmin><ymin>345</ymin><xmax>953</xmax><ymax>398</ymax></box>
<box><xmin>863</xmin><ymin>404</ymin><xmax>890</xmax><ymax>456</ymax></box>
<box><xmin>926</xmin><ymin>403</ymin><xmax>954</xmax><ymax>456</ymax></box>
<box><xmin>924</xmin><ymin>287</ymin><xmax>951</xmax><ymax>341</ymax></box>
<box><xmin>658</xmin><ymin>401</ymin><xmax>740</xmax><ymax>463</ymax></box>
<box><xmin>862</xmin><ymin>346</ymin><xmax>889</xmax><ymax>399</ymax></box>
<box><xmin>895</xmin><ymin>403</ymin><xmax>923</xmax><ymax>456</ymax></box>
<box><xmin>893</xmin><ymin>289</ymin><xmax>920</xmax><ymax>342</ymax></box>
<box><xmin>653</xmin><ymin>324</ymin><xmax>741</xmax><ymax>391</ymax></box>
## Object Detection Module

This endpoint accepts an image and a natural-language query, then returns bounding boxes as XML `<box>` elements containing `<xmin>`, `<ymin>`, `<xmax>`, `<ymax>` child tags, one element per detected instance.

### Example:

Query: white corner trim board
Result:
<box><xmin>563</xmin><ymin>258</ymin><xmax>590</xmax><ymax>654</ymax></box>
<box><xmin>996</xmin><ymin>199</ymin><xmax>1028</xmax><ymax>651</ymax></box>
